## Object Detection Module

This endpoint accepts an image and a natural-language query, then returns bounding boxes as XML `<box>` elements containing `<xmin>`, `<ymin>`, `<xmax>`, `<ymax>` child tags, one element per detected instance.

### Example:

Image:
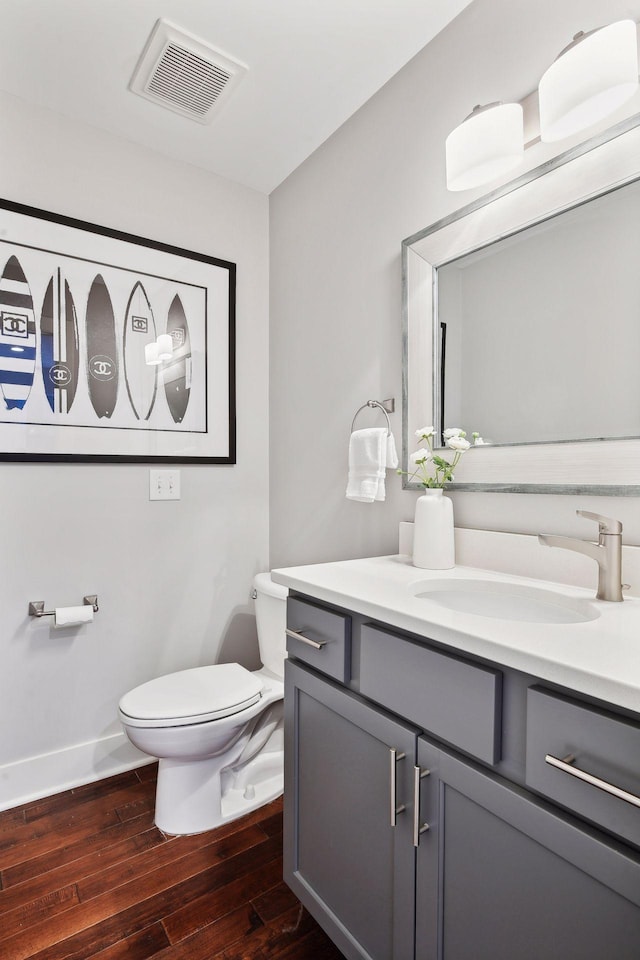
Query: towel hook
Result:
<box><xmin>351</xmin><ymin>398</ymin><xmax>395</xmax><ymax>435</ymax></box>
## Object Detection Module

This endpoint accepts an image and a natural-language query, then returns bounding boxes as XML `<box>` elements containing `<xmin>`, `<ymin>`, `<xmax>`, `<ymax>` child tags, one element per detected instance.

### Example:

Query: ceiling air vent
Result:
<box><xmin>129</xmin><ymin>19</ymin><xmax>248</xmax><ymax>123</ymax></box>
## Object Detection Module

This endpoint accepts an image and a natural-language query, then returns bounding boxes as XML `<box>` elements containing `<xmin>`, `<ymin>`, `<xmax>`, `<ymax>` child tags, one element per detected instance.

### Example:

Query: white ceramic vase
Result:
<box><xmin>412</xmin><ymin>488</ymin><xmax>455</xmax><ymax>569</ymax></box>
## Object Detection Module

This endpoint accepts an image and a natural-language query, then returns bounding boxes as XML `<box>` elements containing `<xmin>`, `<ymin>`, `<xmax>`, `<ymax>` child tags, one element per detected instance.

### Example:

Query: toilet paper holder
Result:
<box><xmin>28</xmin><ymin>595</ymin><xmax>99</xmax><ymax>618</ymax></box>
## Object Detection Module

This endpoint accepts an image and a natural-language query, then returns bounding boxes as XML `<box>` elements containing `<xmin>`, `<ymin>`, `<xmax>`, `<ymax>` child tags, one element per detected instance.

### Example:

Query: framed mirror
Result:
<box><xmin>402</xmin><ymin>112</ymin><xmax>640</xmax><ymax>495</ymax></box>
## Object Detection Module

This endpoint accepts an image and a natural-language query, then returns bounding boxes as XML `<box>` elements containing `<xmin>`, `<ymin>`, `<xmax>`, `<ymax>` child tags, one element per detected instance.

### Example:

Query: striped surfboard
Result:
<box><xmin>163</xmin><ymin>293</ymin><xmax>192</xmax><ymax>424</ymax></box>
<box><xmin>40</xmin><ymin>269</ymin><xmax>80</xmax><ymax>414</ymax></box>
<box><xmin>0</xmin><ymin>255</ymin><xmax>36</xmax><ymax>410</ymax></box>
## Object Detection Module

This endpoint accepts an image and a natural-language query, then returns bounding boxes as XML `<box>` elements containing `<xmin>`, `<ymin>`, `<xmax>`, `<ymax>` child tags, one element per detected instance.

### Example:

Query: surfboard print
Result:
<box><xmin>163</xmin><ymin>293</ymin><xmax>192</xmax><ymax>424</ymax></box>
<box><xmin>40</xmin><ymin>268</ymin><xmax>80</xmax><ymax>414</ymax></box>
<box><xmin>124</xmin><ymin>281</ymin><xmax>157</xmax><ymax>420</ymax></box>
<box><xmin>86</xmin><ymin>274</ymin><xmax>119</xmax><ymax>419</ymax></box>
<box><xmin>0</xmin><ymin>255</ymin><xmax>37</xmax><ymax>410</ymax></box>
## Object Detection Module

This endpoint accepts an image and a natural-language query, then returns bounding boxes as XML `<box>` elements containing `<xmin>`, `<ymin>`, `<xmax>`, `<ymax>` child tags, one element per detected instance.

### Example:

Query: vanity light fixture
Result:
<box><xmin>445</xmin><ymin>102</ymin><xmax>524</xmax><ymax>192</ymax></box>
<box><xmin>539</xmin><ymin>20</ymin><xmax>639</xmax><ymax>142</ymax></box>
<box><xmin>445</xmin><ymin>19</ymin><xmax>639</xmax><ymax>191</ymax></box>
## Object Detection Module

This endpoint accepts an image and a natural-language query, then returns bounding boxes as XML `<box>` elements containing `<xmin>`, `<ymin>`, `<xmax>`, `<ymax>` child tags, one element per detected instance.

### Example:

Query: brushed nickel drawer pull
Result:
<box><xmin>545</xmin><ymin>753</ymin><xmax>640</xmax><ymax>809</ymax></box>
<box><xmin>413</xmin><ymin>765</ymin><xmax>431</xmax><ymax>848</ymax></box>
<box><xmin>286</xmin><ymin>628</ymin><xmax>328</xmax><ymax>650</ymax></box>
<box><xmin>389</xmin><ymin>748</ymin><xmax>406</xmax><ymax>826</ymax></box>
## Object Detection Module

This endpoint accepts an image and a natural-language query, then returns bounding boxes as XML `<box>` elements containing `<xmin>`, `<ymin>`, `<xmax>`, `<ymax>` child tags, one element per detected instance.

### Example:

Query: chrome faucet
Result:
<box><xmin>538</xmin><ymin>510</ymin><xmax>624</xmax><ymax>602</ymax></box>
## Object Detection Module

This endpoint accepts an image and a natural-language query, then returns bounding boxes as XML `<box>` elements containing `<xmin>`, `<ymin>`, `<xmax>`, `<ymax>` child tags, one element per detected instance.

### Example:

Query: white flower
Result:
<box><xmin>399</xmin><ymin>423</ymin><xmax>477</xmax><ymax>488</ymax></box>
<box><xmin>474</xmin><ymin>436</ymin><xmax>488</xmax><ymax>446</ymax></box>
<box><xmin>446</xmin><ymin>435</ymin><xmax>471</xmax><ymax>452</ymax></box>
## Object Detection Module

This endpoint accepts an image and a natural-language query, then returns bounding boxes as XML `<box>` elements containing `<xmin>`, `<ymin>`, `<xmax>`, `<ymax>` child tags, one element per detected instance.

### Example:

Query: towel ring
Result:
<box><xmin>351</xmin><ymin>399</ymin><xmax>394</xmax><ymax>435</ymax></box>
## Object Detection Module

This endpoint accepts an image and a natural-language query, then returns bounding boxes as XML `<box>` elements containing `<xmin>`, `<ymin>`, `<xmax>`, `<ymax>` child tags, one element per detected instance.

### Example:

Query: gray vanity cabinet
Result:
<box><xmin>415</xmin><ymin>739</ymin><xmax>640</xmax><ymax>960</ymax></box>
<box><xmin>284</xmin><ymin>660</ymin><xmax>419</xmax><ymax>960</ymax></box>
<box><xmin>284</xmin><ymin>594</ymin><xmax>640</xmax><ymax>960</ymax></box>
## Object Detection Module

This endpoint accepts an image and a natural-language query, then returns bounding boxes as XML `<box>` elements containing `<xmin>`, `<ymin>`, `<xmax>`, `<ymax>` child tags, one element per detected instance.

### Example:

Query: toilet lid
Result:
<box><xmin>118</xmin><ymin>663</ymin><xmax>264</xmax><ymax>728</ymax></box>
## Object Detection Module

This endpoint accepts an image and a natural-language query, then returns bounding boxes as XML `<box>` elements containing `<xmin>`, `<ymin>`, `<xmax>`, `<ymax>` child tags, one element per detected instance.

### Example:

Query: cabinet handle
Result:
<box><xmin>389</xmin><ymin>748</ymin><xmax>406</xmax><ymax>826</ymax></box>
<box><xmin>286</xmin><ymin>628</ymin><xmax>328</xmax><ymax>650</ymax></box>
<box><xmin>545</xmin><ymin>753</ymin><xmax>640</xmax><ymax>809</ymax></box>
<box><xmin>413</xmin><ymin>765</ymin><xmax>431</xmax><ymax>848</ymax></box>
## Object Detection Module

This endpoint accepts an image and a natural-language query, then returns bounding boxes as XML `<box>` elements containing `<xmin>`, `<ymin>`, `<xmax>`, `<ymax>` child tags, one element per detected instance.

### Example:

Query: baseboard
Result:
<box><xmin>0</xmin><ymin>732</ymin><xmax>151</xmax><ymax>812</ymax></box>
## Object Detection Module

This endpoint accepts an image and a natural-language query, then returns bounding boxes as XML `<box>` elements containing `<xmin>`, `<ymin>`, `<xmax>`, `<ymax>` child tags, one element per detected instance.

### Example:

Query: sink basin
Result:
<box><xmin>410</xmin><ymin>578</ymin><xmax>600</xmax><ymax>624</ymax></box>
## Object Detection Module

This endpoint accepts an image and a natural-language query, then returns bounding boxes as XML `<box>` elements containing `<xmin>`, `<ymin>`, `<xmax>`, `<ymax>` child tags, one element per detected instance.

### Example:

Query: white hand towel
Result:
<box><xmin>346</xmin><ymin>427</ymin><xmax>389</xmax><ymax>502</ymax></box>
<box><xmin>386</xmin><ymin>432</ymin><xmax>399</xmax><ymax>470</ymax></box>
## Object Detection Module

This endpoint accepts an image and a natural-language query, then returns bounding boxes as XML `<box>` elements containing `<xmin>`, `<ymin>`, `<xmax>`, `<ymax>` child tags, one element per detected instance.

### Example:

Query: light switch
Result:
<box><xmin>149</xmin><ymin>469</ymin><xmax>181</xmax><ymax>500</ymax></box>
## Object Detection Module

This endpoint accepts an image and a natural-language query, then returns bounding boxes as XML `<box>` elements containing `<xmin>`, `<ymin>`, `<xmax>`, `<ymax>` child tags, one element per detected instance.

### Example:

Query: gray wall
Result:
<box><xmin>269</xmin><ymin>0</ymin><xmax>640</xmax><ymax>568</ymax></box>
<box><xmin>0</xmin><ymin>91</ymin><xmax>269</xmax><ymax>806</ymax></box>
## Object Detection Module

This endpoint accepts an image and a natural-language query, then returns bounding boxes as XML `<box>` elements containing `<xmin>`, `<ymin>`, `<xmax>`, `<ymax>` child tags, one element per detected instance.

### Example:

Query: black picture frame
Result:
<box><xmin>0</xmin><ymin>198</ymin><xmax>236</xmax><ymax>463</ymax></box>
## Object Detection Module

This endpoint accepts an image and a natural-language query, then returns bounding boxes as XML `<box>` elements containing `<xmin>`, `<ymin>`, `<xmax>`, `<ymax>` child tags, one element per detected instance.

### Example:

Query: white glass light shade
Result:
<box><xmin>445</xmin><ymin>102</ymin><xmax>524</xmax><ymax>192</ymax></box>
<box><xmin>145</xmin><ymin>341</ymin><xmax>161</xmax><ymax>365</ymax></box>
<box><xmin>539</xmin><ymin>20</ymin><xmax>639</xmax><ymax>143</ymax></box>
<box><xmin>156</xmin><ymin>334</ymin><xmax>173</xmax><ymax>360</ymax></box>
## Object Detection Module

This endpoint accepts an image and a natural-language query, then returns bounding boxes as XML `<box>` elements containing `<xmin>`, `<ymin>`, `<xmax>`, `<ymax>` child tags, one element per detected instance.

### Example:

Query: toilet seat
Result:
<box><xmin>118</xmin><ymin>663</ymin><xmax>263</xmax><ymax>728</ymax></box>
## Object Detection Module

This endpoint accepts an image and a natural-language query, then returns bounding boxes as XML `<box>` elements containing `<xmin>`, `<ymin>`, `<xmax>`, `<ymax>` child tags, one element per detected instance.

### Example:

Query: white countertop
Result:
<box><xmin>272</xmin><ymin>555</ymin><xmax>640</xmax><ymax>714</ymax></box>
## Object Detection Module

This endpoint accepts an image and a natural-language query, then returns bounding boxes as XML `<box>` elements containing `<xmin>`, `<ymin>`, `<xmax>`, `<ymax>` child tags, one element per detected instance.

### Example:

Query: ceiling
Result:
<box><xmin>0</xmin><ymin>0</ymin><xmax>473</xmax><ymax>194</ymax></box>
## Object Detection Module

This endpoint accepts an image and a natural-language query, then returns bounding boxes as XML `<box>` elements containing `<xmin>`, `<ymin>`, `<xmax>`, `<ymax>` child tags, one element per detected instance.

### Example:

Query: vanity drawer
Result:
<box><xmin>526</xmin><ymin>686</ymin><xmax>640</xmax><ymax>849</ymax></box>
<box><xmin>359</xmin><ymin>623</ymin><xmax>502</xmax><ymax>764</ymax></box>
<box><xmin>286</xmin><ymin>596</ymin><xmax>351</xmax><ymax>683</ymax></box>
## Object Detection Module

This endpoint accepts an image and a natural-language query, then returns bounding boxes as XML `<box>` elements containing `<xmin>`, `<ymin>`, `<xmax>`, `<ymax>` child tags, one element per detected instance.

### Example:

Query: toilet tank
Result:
<box><xmin>254</xmin><ymin>572</ymin><xmax>288</xmax><ymax>680</ymax></box>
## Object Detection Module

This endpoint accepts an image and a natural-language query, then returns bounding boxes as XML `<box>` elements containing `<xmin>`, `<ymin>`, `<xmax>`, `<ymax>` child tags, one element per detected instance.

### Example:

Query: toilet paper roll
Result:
<box><xmin>53</xmin><ymin>605</ymin><xmax>94</xmax><ymax>628</ymax></box>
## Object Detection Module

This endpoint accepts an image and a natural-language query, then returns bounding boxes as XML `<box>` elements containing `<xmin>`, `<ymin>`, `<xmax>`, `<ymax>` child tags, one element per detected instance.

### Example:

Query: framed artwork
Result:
<box><xmin>0</xmin><ymin>199</ymin><xmax>236</xmax><ymax>463</ymax></box>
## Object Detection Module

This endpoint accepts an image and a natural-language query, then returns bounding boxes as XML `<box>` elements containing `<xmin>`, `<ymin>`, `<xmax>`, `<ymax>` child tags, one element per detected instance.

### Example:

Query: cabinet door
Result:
<box><xmin>284</xmin><ymin>660</ymin><xmax>418</xmax><ymax>960</ymax></box>
<box><xmin>415</xmin><ymin>739</ymin><xmax>640</xmax><ymax>960</ymax></box>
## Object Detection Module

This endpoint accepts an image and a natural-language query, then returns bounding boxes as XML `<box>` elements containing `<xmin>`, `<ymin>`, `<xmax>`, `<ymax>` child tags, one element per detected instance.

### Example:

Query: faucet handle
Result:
<box><xmin>576</xmin><ymin>510</ymin><xmax>622</xmax><ymax>535</ymax></box>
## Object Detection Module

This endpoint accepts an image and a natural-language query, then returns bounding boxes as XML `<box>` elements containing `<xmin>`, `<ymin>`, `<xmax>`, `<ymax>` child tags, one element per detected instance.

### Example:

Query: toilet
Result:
<box><xmin>118</xmin><ymin>572</ymin><xmax>287</xmax><ymax>835</ymax></box>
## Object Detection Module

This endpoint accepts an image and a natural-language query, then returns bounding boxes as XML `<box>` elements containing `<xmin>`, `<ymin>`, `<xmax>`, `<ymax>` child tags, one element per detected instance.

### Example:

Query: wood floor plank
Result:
<box><xmin>21</xmin><ymin>771</ymin><xmax>142</xmax><ymax>823</ymax></box>
<box><xmin>0</xmin><ymin>827</ymin><xmax>165</xmax><ymax>913</ymax></box>
<box><xmin>271</xmin><ymin>926</ymin><xmax>346</xmax><ymax>960</ymax></box>
<box><xmin>259</xmin><ymin>811</ymin><xmax>284</xmax><ymax>837</ymax></box>
<box><xmin>209</xmin><ymin>903</ymin><xmax>317</xmax><ymax>960</ymax></box>
<box><xmin>0</xmin><ymin>774</ymin><xmax>153</xmax><ymax>865</ymax></box>
<box><xmin>0</xmin><ymin>771</ymin><xmax>343</xmax><ymax>960</ymax></box>
<box><xmin>0</xmin><ymin>883</ymin><xmax>79</xmax><ymax>940</ymax></box>
<box><xmin>76</xmin><ymin>822</ymin><xmax>267</xmax><ymax>902</ymax></box>
<box><xmin>84</xmin><ymin>922</ymin><xmax>171</xmax><ymax>960</ymax></box>
<box><xmin>114</xmin><ymin>795</ymin><xmax>155</xmax><ymax>823</ymax></box>
<box><xmin>162</xmin><ymin>855</ymin><xmax>284</xmax><ymax>943</ymax></box>
<box><xmin>134</xmin><ymin>763</ymin><xmax>159</xmax><ymax>784</ymax></box>
<box><xmin>0</xmin><ymin>807</ymin><xmax>122</xmax><ymax>870</ymax></box>
<box><xmin>252</xmin><ymin>880</ymin><xmax>300</xmax><ymax>923</ymax></box>
<box><xmin>0</xmin><ymin>808</ymin><xmax>26</xmax><ymax>834</ymax></box>
<box><xmin>154</xmin><ymin>903</ymin><xmax>266</xmax><ymax>960</ymax></box>
<box><xmin>1</xmin><ymin>812</ymin><xmax>155</xmax><ymax>889</ymax></box>
<box><xmin>0</xmin><ymin>780</ymin><xmax>156</xmax><ymax>870</ymax></box>
<box><xmin>5</xmin><ymin>831</ymin><xmax>282</xmax><ymax>960</ymax></box>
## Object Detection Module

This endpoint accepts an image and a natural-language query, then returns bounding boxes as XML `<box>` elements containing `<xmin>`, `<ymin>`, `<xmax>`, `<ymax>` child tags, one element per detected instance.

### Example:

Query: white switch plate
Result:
<box><xmin>149</xmin><ymin>469</ymin><xmax>181</xmax><ymax>500</ymax></box>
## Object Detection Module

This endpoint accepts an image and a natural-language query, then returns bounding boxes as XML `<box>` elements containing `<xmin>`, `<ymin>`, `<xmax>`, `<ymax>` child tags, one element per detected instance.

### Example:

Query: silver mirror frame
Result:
<box><xmin>402</xmin><ymin>111</ymin><xmax>640</xmax><ymax>496</ymax></box>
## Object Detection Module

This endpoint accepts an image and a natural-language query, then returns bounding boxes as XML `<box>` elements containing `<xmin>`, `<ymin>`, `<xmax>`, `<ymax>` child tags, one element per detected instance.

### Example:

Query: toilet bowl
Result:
<box><xmin>118</xmin><ymin>573</ymin><xmax>287</xmax><ymax>835</ymax></box>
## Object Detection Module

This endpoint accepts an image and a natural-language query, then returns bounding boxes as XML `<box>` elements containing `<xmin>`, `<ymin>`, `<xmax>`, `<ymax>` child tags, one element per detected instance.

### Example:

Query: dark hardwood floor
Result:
<box><xmin>0</xmin><ymin>765</ymin><xmax>345</xmax><ymax>960</ymax></box>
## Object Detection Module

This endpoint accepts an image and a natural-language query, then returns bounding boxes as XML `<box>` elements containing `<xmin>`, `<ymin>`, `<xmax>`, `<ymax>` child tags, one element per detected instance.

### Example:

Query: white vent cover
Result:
<box><xmin>129</xmin><ymin>19</ymin><xmax>248</xmax><ymax>123</ymax></box>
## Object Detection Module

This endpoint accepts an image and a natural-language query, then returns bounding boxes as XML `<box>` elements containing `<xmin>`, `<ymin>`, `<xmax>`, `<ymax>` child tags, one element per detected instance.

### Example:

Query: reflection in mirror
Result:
<box><xmin>436</xmin><ymin>179</ymin><xmax>640</xmax><ymax>446</ymax></box>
